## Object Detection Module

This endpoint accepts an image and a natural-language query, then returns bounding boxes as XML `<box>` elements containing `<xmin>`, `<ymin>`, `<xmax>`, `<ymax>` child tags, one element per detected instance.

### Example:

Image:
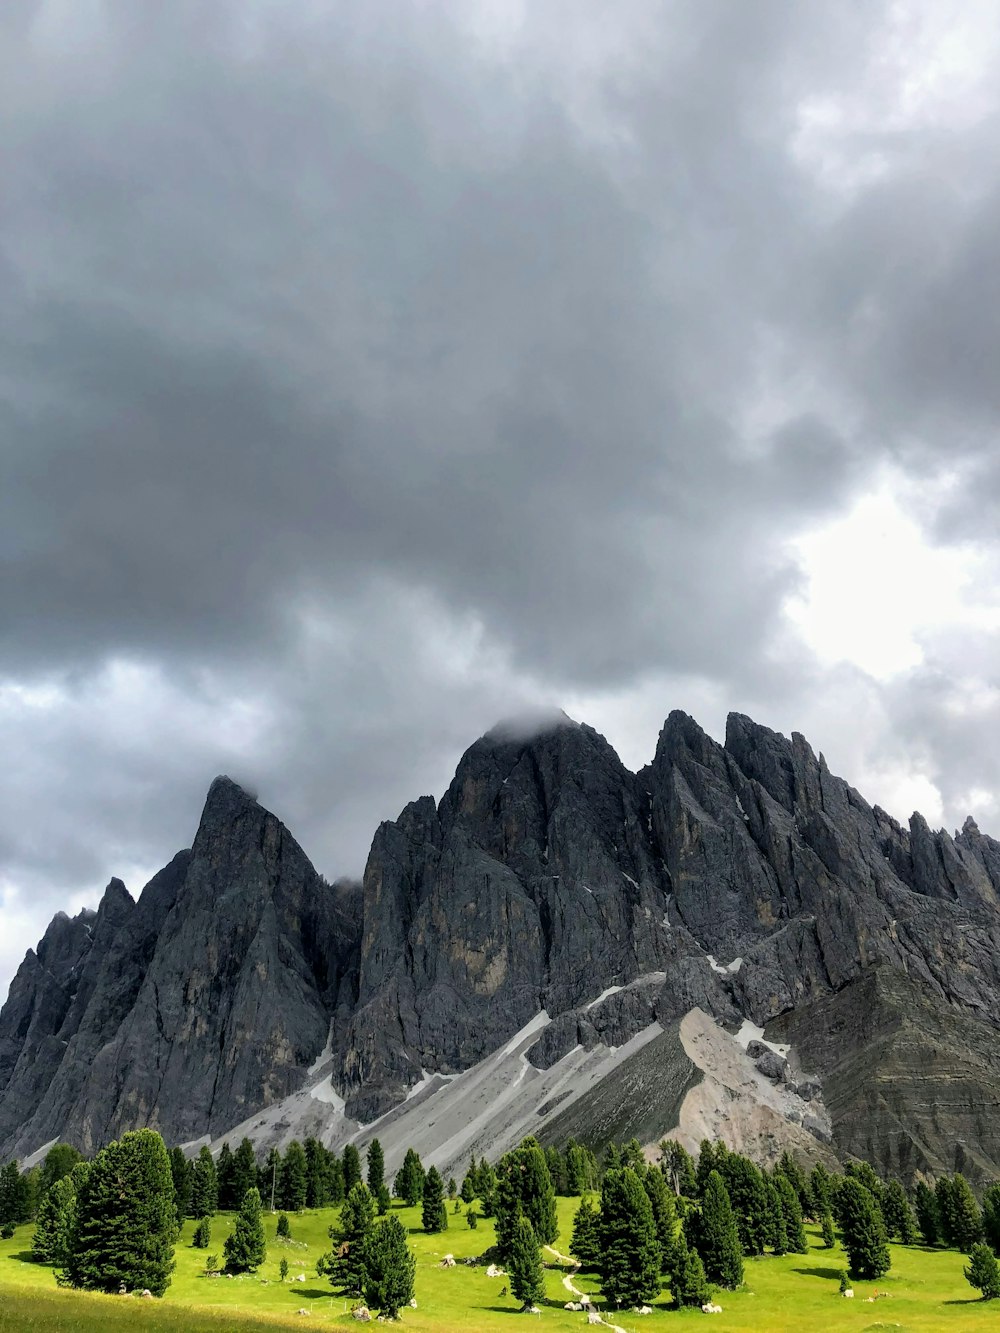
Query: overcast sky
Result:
<box><xmin>5</xmin><ymin>0</ymin><xmax>1000</xmax><ymax>1002</ymax></box>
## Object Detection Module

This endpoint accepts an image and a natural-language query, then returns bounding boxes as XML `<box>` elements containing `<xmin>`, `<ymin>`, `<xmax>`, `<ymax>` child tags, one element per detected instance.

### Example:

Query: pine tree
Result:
<box><xmin>982</xmin><ymin>1183</ymin><xmax>1000</xmax><ymax>1256</ymax></box>
<box><xmin>720</xmin><ymin>1153</ymin><xmax>769</xmax><ymax>1257</ymax></box>
<box><xmin>882</xmin><ymin>1179</ymin><xmax>917</xmax><ymax>1244</ymax></box>
<box><xmin>478</xmin><ymin>1160</ymin><xmax>498</xmax><ymax>1217</ymax></box>
<box><xmin>216</xmin><ymin>1143</ymin><xmax>236</xmax><ymax>1210</ymax></box>
<box><xmin>643</xmin><ymin>1167</ymin><xmax>678</xmax><ymax>1273</ymax></box>
<box><xmin>318</xmin><ymin>1183</ymin><xmax>375</xmax><ymax>1296</ymax></box>
<box><xmin>0</xmin><ymin>1161</ymin><xmax>31</xmax><ymax>1226</ymax></box>
<box><xmin>279</xmin><ymin>1141</ymin><xmax>308</xmax><ymax>1212</ymax></box>
<box><xmin>809</xmin><ymin>1162</ymin><xmax>833</xmax><ymax>1217</ymax></box>
<box><xmin>951</xmin><ymin>1174</ymin><xmax>983</xmax><ymax>1251</ymax></box>
<box><xmin>570</xmin><ymin>1196</ymin><xmax>602</xmax><ymax>1269</ymax></box>
<box><xmin>376</xmin><ymin>1184</ymin><xmax>392</xmax><ymax>1215</ymax></box>
<box><xmin>697</xmin><ymin>1170</ymin><xmax>744</xmax><ymax>1288</ymax></box>
<box><xmin>169</xmin><ymin>1147</ymin><xmax>192</xmax><ymax>1222</ymax></box>
<box><xmin>362</xmin><ymin>1214</ymin><xmax>416</xmax><ymax>1318</ymax></box>
<box><xmin>232</xmin><ymin>1140</ymin><xmax>257</xmax><ymax>1205</ymax></box>
<box><xmin>279</xmin><ymin>1257</ymin><xmax>289</xmax><ymax>1281</ymax></box>
<box><xmin>965</xmin><ymin>1242</ymin><xmax>1000</xmax><ymax>1299</ymax></box>
<box><xmin>467</xmin><ymin>1207</ymin><xmax>478</xmax><ymax>1229</ymax></box>
<box><xmin>695</xmin><ymin>1140</ymin><xmax>719</xmax><ymax>1196</ymax></box>
<box><xmin>460</xmin><ymin>1163</ymin><xmax>476</xmax><ymax>1204</ymax></box>
<box><xmin>223</xmin><ymin>1187</ymin><xmax>266</xmax><ymax>1274</ymax></box>
<box><xmin>838</xmin><ymin>1178</ymin><xmax>890</xmax><ymax>1280</ymax></box>
<box><xmin>509</xmin><ymin>1214</ymin><xmax>545</xmax><ymax>1310</ymax></box>
<box><xmin>262</xmin><ymin>1147</ymin><xmax>282</xmax><ymax>1210</ymax></box>
<box><xmin>598</xmin><ymin>1167</ymin><xmax>662</xmax><ymax>1308</ymax></box>
<box><xmin>192</xmin><ymin>1216</ymin><xmax>211</xmax><ymax>1248</ymax></box>
<box><xmin>914</xmin><ymin>1181</ymin><xmax>940</xmax><ymax>1246</ymax></box>
<box><xmin>774</xmin><ymin>1173</ymin><xmax>808</xmax><ymax>1254</ymax></box>
<box><xmin>343</xmin><ymin>1144</ymin><xmax>362</xmax><ymax>1193</ymax></box>
<box><xmin>190</xmin><ymin>1146</ymin><xmax>218</xmax><ymax>1218</ymax></box>
<box><xmin>65</xmin><ymin>1128</ymin><xmax>177</xmax><ymax>1296</ymax></box>
<box><xmin>494</xmin><ymin>1138</ymin><xmax>557</xmax><ymax>1260</ymax></box>
<box><xmin>765</xmin><ymin>1179</ymin><xmax>788</xmax><ymax>1255</ymax></box>
<box><xmin>776</xmin><ymin>1152</ymin><xmax>811</xmax><ymax>1217</ymax></box>
<box><xmin>326</xmin><ymin>1154</ymin><xmax>345</xmax><ymax>1205</ymax></box>
<box><xmin>276</xmin><ymin>1212</ymin><xmax>291</xmax><ymax>1239</ymax></box>
<box><xmin>396</xmin><ymin>1149</ymin><xmax>425</xmax><ymax>1206</ymax></box>
<box><xmin>366</xmin><ymin>1139</ymin><xmax>385</xmax><ymax>1195</ymax></box>
<box><xmin>422</xmin><ymin>1166</ymin><xmax>448</xmax><ymax>1233</ymax></box>
<box><xmin>659</xmin><ymin>1140</ymin><xmax>698</xmax><ymax>1198</ymax></box>
<box><xmin>32</xmin><ymin>1176</ymin><xmax>77</xmax><ymax>1265</ymax></box>
<box><xmin>304</xmin><ymin>1138</ymin><xmax>328</xmax><ymax>1208</ymax></box>
<box><xmin>39</xmin><ymin>1145</ymin><xmax>84</xmax><ymax>1199</ymax></box>
<box><xmin>821</xmin><ymin>1208</ymin><xmax>836</xmax><ymax>1249</ymax></box>
<box><xmin>667</xmin><ymin>1229</ymin><xmax>710</xmax><ymax>1308</ymax></box>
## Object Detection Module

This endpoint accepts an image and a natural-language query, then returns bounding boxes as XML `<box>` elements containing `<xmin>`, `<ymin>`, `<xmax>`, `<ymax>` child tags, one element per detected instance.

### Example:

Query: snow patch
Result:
<box><xmin>622</xmin><ymin>873</ymin><xmax>639</xmax><ymax>890</ymax></box>
<box><xmin>500</xmin><ymin>1010</ymin><xmax>551</xmax><ymax>1057</ymax></box>
<box><xmin>706</xmin><ymin>954</ymin><xmax>742</xmax><ymax>975</ymax></box>
<box><xmin>585</xmin><ymin>985</ymin><xmax>623</xmax><ymax>1011</ymax></box>
<box><xmin>308</xmin><ymin>1021</ymin><xmax>335</xmax><ymax>1075</ymax></box>
<box><xmin>734</xmin><ymin>1019</ymin><xmax>790</xmax><ymax>1057</ymax></box>
<box><xmin>309</xmin><ymin>1076</ymin><xmax>346</xmax><ymax>1112</ymax></box>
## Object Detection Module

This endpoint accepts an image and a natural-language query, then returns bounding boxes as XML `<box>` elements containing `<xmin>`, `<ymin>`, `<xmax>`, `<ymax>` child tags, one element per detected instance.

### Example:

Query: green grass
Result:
<box><xmin>0</xmin><ymin>1199</ymin><xmax>993</xmax><ymax>1331</ymax></box>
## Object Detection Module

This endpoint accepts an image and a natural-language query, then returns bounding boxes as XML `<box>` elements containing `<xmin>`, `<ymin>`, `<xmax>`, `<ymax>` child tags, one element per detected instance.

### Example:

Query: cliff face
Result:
<box><xmin>4</xmin><ymin>709</ymin><xmax>1000</xmax><ymax>1184</ymax></box>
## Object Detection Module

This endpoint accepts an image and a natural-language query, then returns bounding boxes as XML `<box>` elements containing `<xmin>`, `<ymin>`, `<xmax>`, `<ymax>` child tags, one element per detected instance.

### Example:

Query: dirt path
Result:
<box><xmin>544</xmin><ymin>1247</ymin><xmax>627</xmax><ymax>1333</ymax></box>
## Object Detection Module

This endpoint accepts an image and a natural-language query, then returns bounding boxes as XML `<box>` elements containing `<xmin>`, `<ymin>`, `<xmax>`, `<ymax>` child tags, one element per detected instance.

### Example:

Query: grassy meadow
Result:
<box><xmin>0</xmin><ymin>1197</ymin><xmax>993</xmax><ymax>1332</ymax></box>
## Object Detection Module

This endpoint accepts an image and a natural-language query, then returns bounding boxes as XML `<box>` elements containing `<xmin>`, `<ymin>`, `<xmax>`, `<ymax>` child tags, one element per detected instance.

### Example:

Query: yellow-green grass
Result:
<box><xmin>0</xmin><ymin>1198</ymin><xmax>992</xmax><ymax>1331</ymax></box>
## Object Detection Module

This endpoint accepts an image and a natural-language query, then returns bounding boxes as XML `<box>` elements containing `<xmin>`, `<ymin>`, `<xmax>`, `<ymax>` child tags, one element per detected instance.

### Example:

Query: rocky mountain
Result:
<box><xmin>4</xmin><ymin>708</ymin><xmax>1000</xmax><ymax>1186</ymax></box>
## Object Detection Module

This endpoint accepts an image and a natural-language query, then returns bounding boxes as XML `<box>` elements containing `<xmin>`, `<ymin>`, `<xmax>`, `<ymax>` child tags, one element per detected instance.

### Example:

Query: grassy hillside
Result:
<box><xmin>0</xmin><ymin>1198</ymin><xmax>993</xmax><ymax>1331</ymax></box>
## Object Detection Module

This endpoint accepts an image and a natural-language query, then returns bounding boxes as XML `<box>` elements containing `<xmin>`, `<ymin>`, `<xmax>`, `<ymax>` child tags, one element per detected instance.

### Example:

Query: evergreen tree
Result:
<box><xmin>318</xmin><ymin>1182</ymin><xmax>375</xmax><ymax>1296</ymax></box>
<box><xmin>192</xmin><ymin>1216</ymin><xmax>211</xmax><ymax>1249</ymax></box>
<box><xmin>421</xmin><ymin>1166</ymin><xmax>448</xmax><ymax>1233</ymax></box>
<box><xmin>936</xmin><ymin>1176</ymin><xmax>958</xmax><ymax>1245</ymax></box>
<box><xmin>39</xmin><ymin>1145</ymin><xmax>84</xmax><ymax>1198</ymax></box>
<box><xmin>223</xmin><ymin>1186</ymin><xmax>266</xmax><ymax>1274</ymax></box>
<box><xmin>0</xmin><ymin>1160</ymin><xmax>31</xmax><ymax>1226</ymax></box>
<box><xmin>882</xmin><ymin>1179</ymin><xmax>917</xmax><ymax>1244</ymax></box>
<box><xmin>838</xmin><ymin>1178</ymin><xmax>891</xmax><ymax>1280</ymax></box>
<box><xmin>169</xmin><ymin>1147</ymin><xmax>192</xmax><ymax>1222</ymax></box>
<box><xmin>622</xmin><ymin>1138</ymin><xmax>646</xmax><ymax>1173</ymax></box>
<box><xmin>604</xmin><ymin>1142</ymin><xmax>622</xmax><ymax>1173</ymax></box>
<box><xmin>32</xmin><ymin>1176</ymin><xmax>77</xmax><ymax>1265</ymax></box>
<box><xmin>279</xmin><ymin>1141</ymin><xmax>308</xmax><ymax>1212</ymax></box>
<box><xmin>460</xmin><ymin>1162</ymin><xmax>476</xmax><ymax>1204</ymax></box>
<box><xmin>667</xmin><ymin>1229</ymin><xmax>710</xmax><ymax>1308</ymax></box>
<box><xmin>305</xmin><ymin>1138</ymin><xmax>328</xmax><ymax>1208</ymax></box>
<box><xmin>914</xmin><ymin>1181</ymin><xmax>941</xmax><ymax>1246</ymax></box>
<box><xmin>982</xmin><ymin>1183</ymin><xmax>1000</xmax><ymax>1256</ymax></box>
<box><xmin>478</xmin><ymin>1160</ymin><xmax>498</xmax><ymax>1217</ymax></box>
<box><xmin>467</xmin><ymin>1207</ymin><xmax>478</xmax><ymax>1229</ymax></box>
<box><xmin>509</xmin><ymin>1214</ymin><xmax>545</xmax><ymax>1310</ymax></box>
<box><xmin>232</xmin><ymin>1140</ymin><xmax>257</xmax><ymax>1205</ymax></box>
<box><xmin>545</xmin><ymin>1146</ymin><xmax>567</xmax><ymax>1195</ymax></box>
<box><xmin>598</xmin><ymin>1167</ymin><xmax>662</xmax><ymax>1308</ymax></box>
<box><xmin>774</xmin><ymin>1173</ymin><xmax>808</xmax><ymax>1254</ymax></box>
<box><xmin>695</xmin><ymin>1140</ymin><xmax>719</xmax><ymax>1196</ymax></box>
<box><xmin>65</xmin><ymin>1128</ymin><xmax>177</xmax><ymax>1296</ymax></box>
<box><xmin>809</xmin><ymin>1162</ymin><xmax>834</xmax><ymax>1217</ymax></box>
<box><xmin>821</xmin><ymin>1208</ymin><xmax>836</xmax><ymax>1249</ymax></box>
<box><xmin>951</xmin><ymin>1174</ymin><xmax>983</xmax><ymax>1251</ymax></box>
<box><xmin>570</xmin><ymin>1196</ymin><xmax>602</xmax><ymax>1269</ymax></box>
<box><xmin>966</xmin><ymin>1242</ymin><xmax>1000</xmax><ymax>1299</ymax></box>
<box><xmin>276</xmin><ymin>1212</ymin><xmax>291</xmax><ymax>1239</ymax></box>
<box><xmin>494</xmin><ymin>1138</ymin><xmax>557</xmax><ymax>1259</ymax></box>
<box><xmin>362</xmin><ymin>1214</ymin><xmax>416</xmax><ymax>1319</ymax></box>
<box><xmin>396</xmin><ymin>1148</ymin><xmax>425</xmax><ymax>1207</ymax></box>
<box><xmin>190</xmin><ymin>1146</ymin><xmax>218</xmax><ymax>1218</ymax></box>
<box><xmin>343</xmin><ymin>1144</ymin><xmax>362</xmax><ymax>1194</ymax></box>
<box><xmin>696</xmin><ymin>1170</ymin><xmax>744</xmax><ymax>1288</ymax></box>
<box><xmin>765</xmin><ymin>1179</ymin><xmax>788</xmax><ymax>1255</ymax></box>
<box><xmin>643</xmin><ymin>1167</ymin><xmax>678</xmax><ymax>1273</ymax></box>
<box><xmin>279</xmin><ymin>1257</ymin><xmax>289</xmax><ymax>1281</ymax></box>
<box><xmin>216</xmin><ymin>1143</ymin><xmax>236</xmax><ymax>1210</ymax></box>
<box><xmin>659</xmin><ymin>1140</ymin><xmax>697</xmax><ymax>1198</ymax></box>
<box><xmin>366</xmin><ymin>1139</ymin><xmax>385</xmax><ymax>1195</ymax></box>
<box><xmin>376</xmin><ymin>1183</ymin><xmax>392</xmax><ymax>1215</ymax></box>
<box><xmin>327</xmin><ymin>1154</ymin><xmax>346</xmax><ymax>1204</ymax></box>
<box><xmin>720</xmin><ymin>1153</ymin><xmax>769</xmax><ymax>1256</ymax></box>
<box><xmin>776</xmin><ymin>1151</ymin><xmax>811</xmax><ymax>1217</ymax></box>
<box><xmin>845</xmin><ymin>1161</ymin><xmax>885</xmax><ymax>1221</ymax></box>
<box><xmin>447</xmin><ymin>1176</ymin><xmax>458</xmax><ymax>1199</ymax></box>
<box><xmin>261</xmin><ymin>1147</ymin><xmax>282</xmax><ymax>1210</ymax></box>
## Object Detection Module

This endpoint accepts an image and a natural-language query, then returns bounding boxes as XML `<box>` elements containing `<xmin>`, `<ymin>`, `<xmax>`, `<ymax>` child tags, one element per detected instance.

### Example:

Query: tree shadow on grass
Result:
<box><xmin>943</xmin><ymin>1297</ymin><xmax>989</xmax><ymax>1305</ymax></box>
<box><xmin>8</xmin><ymin>1251</ymin><xmax>39</xmax><ymax>1266</ymax></box>
<box><xmin>792</xmin><ymin>1266</ymin><xmax>844</xmax><ymax>1280</ymax></box>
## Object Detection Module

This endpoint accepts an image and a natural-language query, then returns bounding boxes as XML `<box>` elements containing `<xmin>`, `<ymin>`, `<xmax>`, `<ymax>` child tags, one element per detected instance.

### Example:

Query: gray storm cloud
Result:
<box><xmin>3</xmin><ymin>0</ymin><xmax>1000</xmax><ymax>997</ymax></box>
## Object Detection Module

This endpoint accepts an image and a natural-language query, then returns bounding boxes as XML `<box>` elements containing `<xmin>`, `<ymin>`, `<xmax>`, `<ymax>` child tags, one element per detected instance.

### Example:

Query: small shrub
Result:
<box><xmin>838</xmin><ymin>1271</ymin><xmax>850</xmax><ymax>1294</ymax></box>
<box><xmin>205</xmin><ymin>1254</ymin><xmax>219</xmax><ymax>1273</ymax></box>
<box><xmin>279</xmin><ymin>1258</ymin><xmax>289</xmax><ymax>1282</ymax></box>
<box><xmin>192</xmin><ymin>1215</ymin><xmax>212</xmax><ymax>1248</ymax></box>
<box><xmin>276</xmin><ymin>1212</ymin><xmax>291</xmax><ymax>1239</ymax></box>
<box><xmin>467</xmin><ymin>1209</ymin><xmax>478</xmax><ymax>1229</ymax></box>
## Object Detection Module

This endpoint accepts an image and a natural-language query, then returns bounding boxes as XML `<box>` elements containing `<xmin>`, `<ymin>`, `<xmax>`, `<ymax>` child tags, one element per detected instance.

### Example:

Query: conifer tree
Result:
<box><xmin>460</xmin><ymin>1162</ymin><xmax>476</xmax><ymax>1203</ymax></box>
<box><xmin>696</xmin><ymin>1170</ymin><xmax>743</xmax><ymax>1288</ymax></box>
<box><xmin>950</xmin><ymin>1174</ymin><xmax>983</xmax><ymax>1251</ymax></box>
<box><xmin>845</xmin><ymin>1161</ymin><xmax>885</xmax><ymax>1220</ymax></box>
<box><xmin>544</xmin><ymin>1146</ymin><xmax>566</xmax><ymax>1195</ymax></box>
<box><xmin>508</xmin><ymin>1213</ymin><xmax>545</xmax><ymax>1310</ymax></box>
<box><xmin>720</xmin><ymin>1153</ymin><xmax>769</xmax><ymax>1256</ymax></box>
<box><xmin>914</xmin><ymin>1181</ymin><xmax>940</xmax><ymax>1246</ymax></box>
<box><xmin>695</xmin><ymin>1140</ymin><xmax>719</xmax><ymax>1196</ymax></box>
<box><xmin>982</xmin><ymin>1183</ymin><xmax>1000</xmax><ymax>1256</ymax></box>
<box><xmin>765</xmin><ymin>1178</ymin><xmax>788</xmax><ymax>1255</ymax></box>
<box><xmin>935</xmin><ymin>1176</ymin><xmax>957</xmax><ymax>1245</ymax></box>
<box><xmin>494</xmin><ymin>1139</ymin><xmax>557</xmax><ymax>1259</ymax></box>
<box><xmin>223</xmin><ymin>1186</ymin><xmax>266</xmax><ymax>1274</ymax></box>
<box><xmin>232</xmin><ymin>1139</ymin><xmax>258</xmax><ymax>1204</ymax></box>
<box><xmin>966</xmin><ymin>1241</ymin><xmax>1000</xmax><ymax>1299</ymax></box>
<box><xmin>604</xmin><ymin>1142</ymin><xmax>622</xmax><ymax>1173</ymax></box>
<box><xmin>838</xmin><ymin>1178</ymin><xmax>891</xmax><ymax>1280</ymax></box>
<box><xmin>39</xmin><ymin>1145</ymin><xmax>84</xmax><ymax>1198</ymax></box>
<box><xmin>0</xmin><ymin>1160</ymin><xmax>31</xmax><ymax>1226</ymax></box>
<box><xmin>279</xmin><ymin>1141</ymin><xmax>308</xmax><ymax>1212</ymax></box>
<box><xmin>216</xmin><ymin>1143</ymin><xmax>236</xmax><ymax>1210</ymax></box>
<box><xmin>343</xmin><ymin>1144</ymin><xmax>362</xmax><ymax>1193</ymax></box>
<box><xmin>304</xmin><ymin>1138</ymin><xmax>328</xmax><ymax>1208</ymax></box>
<box><xmin>776</xmin><ymin>1151</ymin><xmax>811</xmax><ymax>1217</ymax></box>
<box><xmin>478</xmin><ymin>1159</ymin><xmax>498</xmax><ymax>1217</ymax></box>
<box><xmin>65</xmin><ymin>1129</ymin><xmax>177</xmax><ymax>1296</ymax></box>
<box><xmin>570</xmin><ymin>1196</ymin><xmax>602</xmax><ymax>1269</ymax></box>
<box><xmin>643</xmin><ymin>1166</ymin><xmax>678</xmax><ymax>1273</ymax></box>
<box><xmin>32</xmin><ymin>1176</ymin><xmax>77</xmax><ymax>1265</ymax></box>
<box><xmin>366</xmin><ymin>1139</ymin><xmax>385</xmax><ymax>1195</ymax></box>
<box><xmin>774</xmin><ymin>1173</ymin><xmax>808</xmax><ymax>1254</ymax></box>
<box><xmin>276</xmin><ymin>1212</ymin><xmax>291</xmax><ymax>1238</ymax></box>
<box><xmin>598</xmin><ymin>1167</ymin><xmax>662</xmax><ymax>1308</ymax></box>
<box><xmin>326</xmin><ymin>1153</ymin><xmax>346</xmax><ymax>1205</ymax></box>
<box><xmin>821</xmin><ymin>1208</ymin><xmax>836</xmax><ymax>1249</ymax></box>
<box><xmin>396</xmin><ymin>1149</ymin><xmax>425</xmax><ymax>1206</ymax></box>
<box><xmin>192</xmin><ymin>1216</ymin><xmax>211</xmax><ymax>1248</ymax></box>
<box><xmin>565</xmin><ymin>1141</ymin><xmax>587</xmax><ymax>1195</ymax></box>
<box><xmin>422</xmin><ymin>1166</ymin><xmax>448</xmax><ymax>1233</ymax></box>
<box><xmin>667</xmin><ymin>1229</ymin><xmax>710</xmax><ymax>1308</ymax></box>
<box><xmin>261</xmin><ymin>1147</ymin><xmax>282</xmax><ymax>1210</ymax></box>
<box><xmin>169</xmin><ymin>1147</ymin><xmax>192</xmax><ymax>1222</ymax></box>
<box><xmin>191</xmin><ymin>1145</ymin><xmax>218</xmax><ymax>1218</ymax></box>
<box><xmin>318</xmin><ymin>1182</ymin><xmax>375</xmax><ymax>1296</ymax></box>
<box><xmin>882</xmin><ymin>1179</ymin><xmax>918</xmax><ymax>1244</ymax></box>
<box><xmin>809</xmin><ymin>1162</ymin><xmax>833</xmax><ymax>1217</ymax></box>
<box><xmin>362</xmin><ymin>1214</ymin><xmax>416</xmax><ymax>1318</ymax></box>
<box><xmin>659</xmin><ymin>1139</ymin><xmax>698</xmax><ymax>1198</ymax></box>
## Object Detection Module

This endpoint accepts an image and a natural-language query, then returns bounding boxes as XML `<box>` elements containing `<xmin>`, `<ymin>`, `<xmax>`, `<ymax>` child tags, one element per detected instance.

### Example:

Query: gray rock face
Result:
<box><xmin>5</xmin><ymin>708</ymin><xmax>1000</xmax><ymax>1183</ymax></box>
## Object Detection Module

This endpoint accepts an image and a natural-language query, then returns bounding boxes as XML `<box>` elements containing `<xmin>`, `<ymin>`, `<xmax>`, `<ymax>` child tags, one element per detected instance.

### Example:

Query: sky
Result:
<box><xmin>4</xmin><ymin>0</ymin><xmax>1000</xmax><ymax>1002</ymax></box>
